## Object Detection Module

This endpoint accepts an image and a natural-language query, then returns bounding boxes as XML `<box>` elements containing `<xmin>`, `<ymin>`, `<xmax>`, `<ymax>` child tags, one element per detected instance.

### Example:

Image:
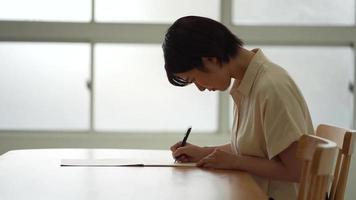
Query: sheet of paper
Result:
<box><xmin>60</xmin><ymin>159</ymin><xmax>196</xmax><ymax>167</ymax></box>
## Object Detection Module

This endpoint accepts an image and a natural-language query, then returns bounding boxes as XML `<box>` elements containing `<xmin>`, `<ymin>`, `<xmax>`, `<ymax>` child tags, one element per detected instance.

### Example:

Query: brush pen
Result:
<box><xmin>174</xmin><ymin>127</ymin><xmax>192</xmax><ymax>163</ymax></box>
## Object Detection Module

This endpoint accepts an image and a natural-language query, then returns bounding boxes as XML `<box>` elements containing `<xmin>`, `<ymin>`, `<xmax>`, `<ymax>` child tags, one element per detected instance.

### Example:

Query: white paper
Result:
<box><xmin>60</xmin><ymin>159</ymin><xmax>196</xmax><ymax>167</ymax></box>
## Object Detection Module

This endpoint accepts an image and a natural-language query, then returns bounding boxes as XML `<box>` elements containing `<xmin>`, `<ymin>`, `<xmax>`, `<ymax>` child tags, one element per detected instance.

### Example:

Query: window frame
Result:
<box><xmin>0</xmin><ymin>0</ymin><xmax>355</xmax><ymax>138</ymax></box>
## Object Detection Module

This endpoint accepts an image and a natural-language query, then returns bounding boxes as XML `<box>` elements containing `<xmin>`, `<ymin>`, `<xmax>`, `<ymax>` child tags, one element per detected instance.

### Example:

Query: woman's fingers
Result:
<box><xmin>175</xmin><ymin>155</ymin><xmax>189</xmax><ymax>163</ymax></box>
<box><xmin>170</xmin><ymin>142</ymin><xmax>202</xmax><ymax>162</ymax></box>
<box><xmin>196</xmin><ymin>150</ymin><xmax>218</xmax><ymax>167</ymax></box>
<box><xmin>197</xmin><ymin>149</ymin><xmax>238</xmax><ymax>169</ymax></box>
<box><xmin>172</xmin><ymin>146</ymin><xmax>189</xmax><ymax>158</ymax></box>
<box><xmin>170</xmin><ymin>141</ymin><xmax>182</xmax><ymax>151</ymax></box>
<box><xmin>196</xmin><ymin>157</ymin><xmax>215</xmax><ymax>167</ymax></box>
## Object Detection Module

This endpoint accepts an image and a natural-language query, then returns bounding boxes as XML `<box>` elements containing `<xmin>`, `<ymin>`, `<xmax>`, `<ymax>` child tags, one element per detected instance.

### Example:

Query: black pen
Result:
<box><xmin>174</xmin><ymin>127</ymin><xmax>192</xmax><ymax>163</ymax></box>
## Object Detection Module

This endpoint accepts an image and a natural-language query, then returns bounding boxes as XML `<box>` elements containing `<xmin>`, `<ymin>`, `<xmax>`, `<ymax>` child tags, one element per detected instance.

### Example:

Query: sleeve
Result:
<box><xmin>259</xmin><ymin>80</ymin><xmax>310</xmax><ymax>160</ymax></box>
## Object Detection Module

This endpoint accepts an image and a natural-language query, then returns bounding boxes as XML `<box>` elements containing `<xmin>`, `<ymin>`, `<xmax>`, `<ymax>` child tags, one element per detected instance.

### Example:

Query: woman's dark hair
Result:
<box><xmin>162</xmin><ymin>16</ymin><xmax>243</xmax><ymax>86</ymax></box>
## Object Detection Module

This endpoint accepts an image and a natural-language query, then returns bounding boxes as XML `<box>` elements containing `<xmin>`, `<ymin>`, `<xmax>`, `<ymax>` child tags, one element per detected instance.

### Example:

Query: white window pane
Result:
<box><xmin>95</xmin><ymin>0</ymin><xmax>220</xmax><ymax>23</ymax></box>
<box><xmin>0</xmin><ymin>0</ymin><xmax>91</xmax><ymax>22</ymax></box>
<box><xmin>95</xmin><ymin>44</ymin><xmax>218</xmax><ymax>132</ymax></box>
<box><xmin>233</xmin><ymin>0</ymin><xmax>355</xmax><ymax>25</ymax></box>
<box><xmin>0</xmin><ymin>42</ymin><xmax>90</xmax><ymax>130</ymax></box>
<box><xmin>230</xmin><ymin>46</ymin><xmax>354</xmax><ymax>129</ymax></box>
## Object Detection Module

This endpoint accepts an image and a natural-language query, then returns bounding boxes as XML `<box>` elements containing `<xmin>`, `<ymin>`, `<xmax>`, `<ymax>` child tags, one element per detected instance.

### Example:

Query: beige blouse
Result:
<box><xmin>230</xmin><ymin>49</ymin><xmax>314</xmax><ymax>200</ymax></box>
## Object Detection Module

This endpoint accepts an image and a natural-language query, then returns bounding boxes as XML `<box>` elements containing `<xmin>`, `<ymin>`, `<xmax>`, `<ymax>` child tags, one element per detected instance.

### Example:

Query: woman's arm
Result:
<box><xmin>171</xmin><ymin>143</ymin><xmax>233</xmax><ymax>162</ymax></box>
<box><xmin>197</xmin><ymin>141</ymin><xmax>302</xmax><ymax>182</ymax></box>
<box><xmin>209</xmin><ymin>143</ymin><xmax>234</xmax><ymax>153</ymax></box>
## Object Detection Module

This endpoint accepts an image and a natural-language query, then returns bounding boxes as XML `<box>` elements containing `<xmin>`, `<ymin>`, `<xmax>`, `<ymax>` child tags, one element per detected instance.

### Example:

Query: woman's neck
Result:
<box><xmin>229</xmin><ymin>48</ymin><xmax>255</xmax><ymax>80</ymax></box>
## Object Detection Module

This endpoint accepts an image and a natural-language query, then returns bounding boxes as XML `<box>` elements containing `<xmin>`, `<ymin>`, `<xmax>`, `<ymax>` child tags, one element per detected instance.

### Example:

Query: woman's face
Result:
<box><xmin>175</xmin><ymin>58</ymin><xmax>232</xmax><ymax>92</ymax></box>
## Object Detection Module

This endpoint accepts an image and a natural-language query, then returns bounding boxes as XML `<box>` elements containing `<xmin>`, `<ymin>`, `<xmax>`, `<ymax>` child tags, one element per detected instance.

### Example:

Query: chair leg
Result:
<box><xmin>335</xmin><ymin>156</ymin><xmax>351</xmax><ymax>200</ymax></box>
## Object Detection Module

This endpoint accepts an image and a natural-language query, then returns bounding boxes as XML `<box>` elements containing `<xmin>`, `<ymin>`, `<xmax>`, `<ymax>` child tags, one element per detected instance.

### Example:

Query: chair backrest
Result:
<box><xmin>297</xmin><ymin>134</ymin><xmax>337</xmax><ymax>200</ymax></box>
<box><xmin>316</xmin><ymin>124</ymin><xmax>356</xmax><ymax>200</ymax></box>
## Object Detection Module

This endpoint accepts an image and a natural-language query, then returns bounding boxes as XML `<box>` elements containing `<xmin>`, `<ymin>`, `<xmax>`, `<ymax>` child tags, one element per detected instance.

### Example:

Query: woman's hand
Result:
<box><xmin>196</xmin><ymin>149</ymin><xmax>240</xmax><ymax>170</ymax></box>
<box><xmin>170</xmin><ymin>142</ymin><xmax>214</xmax><ymax>163</ymax></box>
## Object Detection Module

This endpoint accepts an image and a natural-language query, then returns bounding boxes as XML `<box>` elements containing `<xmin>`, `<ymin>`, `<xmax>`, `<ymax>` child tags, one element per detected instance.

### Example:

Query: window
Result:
<box><xmin>232</xmin><ymin>0</ymin><xmax>355</xmax><ymax>25</ymax></box>
<box><xmin>257</xmin><ymin>46</ymin><xmax>354</xmax><ymax>128</ymax></box>
<box><xmin>96</xmin><ymin>0</ymin><xmax>220</xmax><ymax>23</ymax></box>
<box><xmin>0</xmin><ymin>0</ymin><xmax>355</xmax><ymax>133</ymax></box>
<box><xmin>0</xmin><ymin>0</ymin><xmax>91</xmax><ymax>22</ymax></box>
<box><xmin>0</xmin><ymin>42</ymin><xmax>90</xmax><ymax>130</ymax></box>
<box><xmin>95</xmin><ymin>44</ymin><xmax>218</xmax><ymax>132</ymax></box>
<box><xmin>229</xmin><ymin>46</ymin><xmax>354</xmax><ymax>129</ymax></box>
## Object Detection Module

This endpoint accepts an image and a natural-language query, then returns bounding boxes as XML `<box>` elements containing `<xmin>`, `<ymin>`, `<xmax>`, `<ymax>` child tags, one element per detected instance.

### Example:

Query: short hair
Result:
<box><xmin>162</xmin><ymin>16</ymin><xmax>244</xmax><ymax>86</ymax></box>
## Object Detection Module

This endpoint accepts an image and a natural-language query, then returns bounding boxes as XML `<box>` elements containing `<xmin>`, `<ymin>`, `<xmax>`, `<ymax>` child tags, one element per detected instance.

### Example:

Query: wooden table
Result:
<box><xmin>0</xmin><ymin>149</ymin><xmax>268</xmax><ymax>200</ymax></box>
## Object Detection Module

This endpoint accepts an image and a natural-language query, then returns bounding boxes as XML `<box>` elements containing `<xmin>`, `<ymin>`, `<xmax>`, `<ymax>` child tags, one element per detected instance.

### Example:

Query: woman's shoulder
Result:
<box><xmin>254</xmin><ymin>62</ymin><xmax>299</xmax><ymax>99</ymax></box>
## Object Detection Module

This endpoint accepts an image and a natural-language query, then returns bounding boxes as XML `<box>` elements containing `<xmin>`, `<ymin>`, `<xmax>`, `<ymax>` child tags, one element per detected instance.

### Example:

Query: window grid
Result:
<box><xmin>0</xmin><ymin>0</ymin><xmax>355</xmax><ymax>133</ymax></box>
<box><xmin>89</xmin><ymin>42</ymin><xmax>95</xmax><ymax>132</ymax></box>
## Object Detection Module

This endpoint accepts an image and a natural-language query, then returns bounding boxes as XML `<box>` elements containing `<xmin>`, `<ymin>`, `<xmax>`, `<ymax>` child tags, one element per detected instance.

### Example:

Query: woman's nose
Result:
<box><xmin>194</xmin><ymin>82</ymin><xmax>206</xmax><ymax>91</ymax></box>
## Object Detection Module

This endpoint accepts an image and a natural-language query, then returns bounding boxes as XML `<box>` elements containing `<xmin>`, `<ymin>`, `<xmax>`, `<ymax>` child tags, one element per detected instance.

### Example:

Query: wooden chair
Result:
<box><xmin>316</xmin><ymin>124</ymin><xmax>356</xmax><ymax>200</ymax></box>
<box><xmin>297</xmin><ymin>134</ymin><xmax>337</xmax><ymax>200</ymax></box>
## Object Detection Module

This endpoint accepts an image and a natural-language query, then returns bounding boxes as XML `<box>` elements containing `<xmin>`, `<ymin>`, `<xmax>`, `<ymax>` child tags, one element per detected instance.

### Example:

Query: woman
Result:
<box><xmin>162</xmin><ymin>16</ymin><xmax>314</xmax><ymax>199</ymax></box>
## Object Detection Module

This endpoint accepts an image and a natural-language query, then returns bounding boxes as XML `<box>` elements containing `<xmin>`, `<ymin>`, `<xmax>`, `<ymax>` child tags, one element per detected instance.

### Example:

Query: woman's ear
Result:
<box><xmin>202</xmin><ymin>57</ymin><xmax>219</xmax><ymax>65</ymax></box>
